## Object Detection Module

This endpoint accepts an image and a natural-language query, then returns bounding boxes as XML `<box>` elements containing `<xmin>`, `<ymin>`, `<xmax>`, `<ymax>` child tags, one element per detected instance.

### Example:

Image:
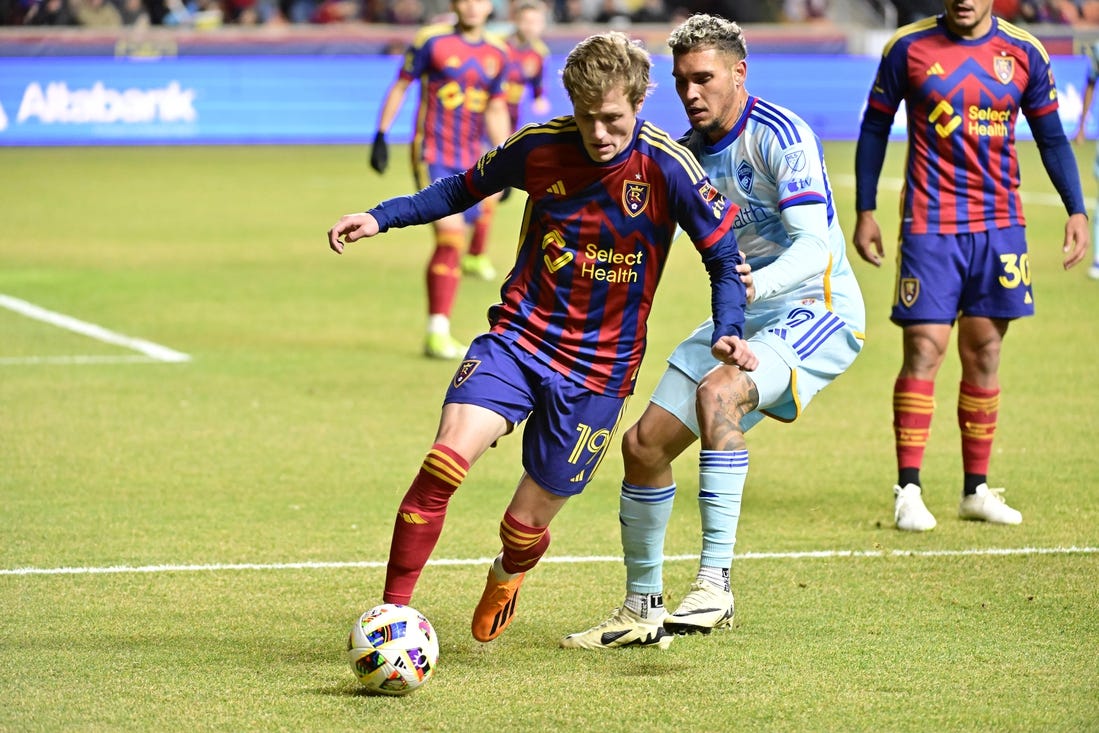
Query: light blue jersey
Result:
<box><xmin>656</xmin><ymin>96</ymin><xmax>865</xmax><ymax>428</ymax></box>
<box><xmin>1082</xmin><ymin>41</ymin><xmax>1099</xmax><ymax>179</ymax></box>
<box><xmin>1082</xmin><ymin>41</ymin><xmax>1099</xmax><ymax>272</ymax></box>
<box><xmin>682</xmin><ymin>95</ymin><xmax>864</xmax><ymax>335</ymax></box>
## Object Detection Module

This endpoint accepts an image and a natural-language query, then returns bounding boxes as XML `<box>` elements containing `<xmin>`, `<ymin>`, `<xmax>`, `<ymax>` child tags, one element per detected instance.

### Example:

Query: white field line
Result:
<box><xmin>0</xmin><ymin>293</ymin><xmax>191</xmax><ymax>364</ymax></box>
<box><xmin>0</xmin><ymin>355</ymin><xmax>160</xmax><ymax>365</ymax></box>
<box><xmin>2</xmin><ymin>546</ymin><xmax>1095</xmax><ymax>577</ymax></box>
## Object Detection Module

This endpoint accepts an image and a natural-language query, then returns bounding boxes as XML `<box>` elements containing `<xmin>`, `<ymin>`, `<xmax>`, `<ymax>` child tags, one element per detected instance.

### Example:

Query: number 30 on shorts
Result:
<box><xmin>998</xmin><ymin>253</ymin><xmax>1031</xmax><ymax>289</ymax></box>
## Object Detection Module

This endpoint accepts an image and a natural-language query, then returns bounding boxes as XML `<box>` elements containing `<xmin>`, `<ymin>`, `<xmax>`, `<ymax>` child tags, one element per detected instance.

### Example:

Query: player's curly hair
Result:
<box><xmin>561</xmin><ymin>31</ymin><xmax>653</xmax><ymax>109</ymax></box>
<box><xmin>667</xmin><ymin>13</ymin><xmax>748</xmax><ymax>61</ymax></box>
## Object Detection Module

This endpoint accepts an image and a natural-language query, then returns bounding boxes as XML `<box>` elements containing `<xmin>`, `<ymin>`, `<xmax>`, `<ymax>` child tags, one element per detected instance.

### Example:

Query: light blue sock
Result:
<box><xmin>620</xmin><ymin>481</ymin><xmax>676</xmax><ymax>595</ymax></box>
<box><xmin>698</xmin><ymin>450</ymin><xmax>748</xmax><ymax>568</ymax></box>
<box><xmin>1093</xmin><ymin>199</ymin><xmax>1099</xmax><ymax>264</ymax></box>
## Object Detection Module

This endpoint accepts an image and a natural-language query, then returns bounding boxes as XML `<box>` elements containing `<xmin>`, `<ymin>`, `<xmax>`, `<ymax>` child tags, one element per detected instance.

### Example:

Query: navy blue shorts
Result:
<box><xmin>892</xmin><ymin>226</ymin><xmax>1034</xmax><ymax>324</ymax></box>
<box><xmin>444</xmin><ymin>333</ymin><xmax>628</xmax><ymax>496</ymax></box>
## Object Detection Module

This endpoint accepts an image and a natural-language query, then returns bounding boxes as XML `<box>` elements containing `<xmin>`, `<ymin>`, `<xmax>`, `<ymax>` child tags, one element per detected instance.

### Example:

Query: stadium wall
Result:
<box><xmin>0</xmin><ymin>26</ymin><xmax>1092</xmax><ymax>146</ymax></box>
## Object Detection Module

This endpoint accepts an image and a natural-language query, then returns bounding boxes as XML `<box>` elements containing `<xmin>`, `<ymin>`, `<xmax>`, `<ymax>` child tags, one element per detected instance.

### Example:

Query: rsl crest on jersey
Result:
<box><xmin>623</xmin><ymin>180</ymin><xmax>650</xmax><ymax>217</ymax></box>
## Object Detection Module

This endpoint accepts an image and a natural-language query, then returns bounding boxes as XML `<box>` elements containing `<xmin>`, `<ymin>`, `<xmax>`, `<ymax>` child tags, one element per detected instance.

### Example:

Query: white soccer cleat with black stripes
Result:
<box><xmin>559</xmin><ymin>605</ymin><xmax>673</xmax><ymax>650</ymax></box>
<box><xmin>664</xmin><ymin>581</ymin><xmax>734</xmax><ymax>635</ymax></box>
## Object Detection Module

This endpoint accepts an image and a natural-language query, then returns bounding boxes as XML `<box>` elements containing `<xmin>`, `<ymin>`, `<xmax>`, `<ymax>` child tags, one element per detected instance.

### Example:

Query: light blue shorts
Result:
<box><xmin>651</xmin><ymin>302</ymin><xmax>863</xmax><ymax>436</ymax></box>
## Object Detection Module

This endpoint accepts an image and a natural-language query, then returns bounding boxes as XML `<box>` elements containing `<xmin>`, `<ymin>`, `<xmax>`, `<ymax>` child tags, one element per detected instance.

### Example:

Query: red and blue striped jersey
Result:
<box><xmin>503</xmin><ymin>36</ymin><xmax>548</xmax><ymax>127</ymax></box>
<box><xmin>398</xmin><ymin>24</ymin><xmax>509</xmax><ymax>170</ymax></box>
<box><xmin>470</xmin><ymin>118</ymin><xmax>744</xmax><ymax>397</ymax></box>
<box><xmin>866</xmin><ymin>16</ymin><xmax>1059</xmax><ymax>234</ymax></box>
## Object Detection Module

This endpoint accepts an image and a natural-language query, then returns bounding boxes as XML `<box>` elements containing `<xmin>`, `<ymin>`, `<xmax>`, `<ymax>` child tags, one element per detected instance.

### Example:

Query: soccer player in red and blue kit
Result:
<box><xmin>369</xmin><ymin>0</ymin><xmax>512</xmax><ymax>360</ymax></box>
<box><xmin>329</xmin><ymin>32</ymin><xmax>758</xmax><ymax>643</ymax></box>
<box><xmin>502</xmin><ymin>0</ymin><xmax>551</xmax><ymax>131</ymax></box>
<box><xmin>852</xmin><ymin>0</ymin><xmax>1090</xmax><ymax>531</ymax></box>
<box><xmin>461</xmin><ymin>0</ymin><xmax>553</xmax><ymax>282</ymax></box>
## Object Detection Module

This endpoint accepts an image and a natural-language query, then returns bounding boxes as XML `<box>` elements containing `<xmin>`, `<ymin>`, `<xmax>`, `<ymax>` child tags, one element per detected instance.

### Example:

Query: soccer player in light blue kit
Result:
<box><xmin>561</xmin><ymin>14</ymin><xmax>866</xmax><ymax>649</ymax></box>
<box><xmin>1073</xmin><ymin>39</ymin><xmax>1099</xmax><ymax>280</ymax></box>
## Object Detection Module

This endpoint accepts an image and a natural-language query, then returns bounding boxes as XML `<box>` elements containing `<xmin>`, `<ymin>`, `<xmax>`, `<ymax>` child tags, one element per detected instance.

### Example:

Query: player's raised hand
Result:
<box><xmin>852</xmin><ymin>210</ymin><xmax>885</xmax><ymax>267</ymax></box>
<box><xmin>328</xmin><ymin>213</ymin><xmax>380</xmax><ymax>254</ymax></box>
<box><xmin>711</xmin><ymin>335</ymin><xmax>758</xmax><ymax>371</ymax></box>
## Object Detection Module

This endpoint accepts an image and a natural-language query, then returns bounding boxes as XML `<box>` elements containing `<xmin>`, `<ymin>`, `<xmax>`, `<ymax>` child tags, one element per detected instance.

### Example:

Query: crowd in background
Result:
<box><xmin>0</xmin><ymin>0</ymin><xmax>824</xmax><ymax>26</ymax></box>
<box><xmin>891</xmin><ymin>0</ymin><xmax>1099</xmax><ymax>24</ymax></box>
<box><xmin>3</xmin><ymin>0</ymin><xmax>1099</xmax><ymax>30</ymax></box>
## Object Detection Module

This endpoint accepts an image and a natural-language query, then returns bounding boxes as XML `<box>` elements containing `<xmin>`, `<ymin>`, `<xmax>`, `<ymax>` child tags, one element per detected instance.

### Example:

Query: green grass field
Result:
<box><xmin>1</xmin><ymin>142</ymin><xmax>1097</xmax><ymax>732</ymax></box>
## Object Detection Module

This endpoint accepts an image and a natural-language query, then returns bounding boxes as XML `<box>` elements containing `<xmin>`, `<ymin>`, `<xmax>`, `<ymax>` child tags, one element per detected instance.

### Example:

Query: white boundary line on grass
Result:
<box><xmin>3</xmin><ymin>545</ymin><xmax>1096</xmax><ymax>577</ymax></box>
<box><xmin>0</xmin><ymin>293</ymin><xmax>191</xmax><ymax>364</ymax></box>
<box><xmin>0</xmin><ymin>355</ymin><xmax>162</xmax><ymax>365</ymax></box>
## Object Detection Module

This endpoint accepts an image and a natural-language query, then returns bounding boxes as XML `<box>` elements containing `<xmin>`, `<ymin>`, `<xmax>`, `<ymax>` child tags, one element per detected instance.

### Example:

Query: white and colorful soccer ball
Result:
<box><xmin>347</xmin><ymin>603</ymin><xmax>439</xmax><ymax>696</ymax></box>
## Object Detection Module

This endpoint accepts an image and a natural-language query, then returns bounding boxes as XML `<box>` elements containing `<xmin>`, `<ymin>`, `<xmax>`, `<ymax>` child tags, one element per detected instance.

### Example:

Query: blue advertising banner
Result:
<box><xmin>0</xmin><ymin>54</ymin><xmax>1089</xmax><ymax>146</ymax></box>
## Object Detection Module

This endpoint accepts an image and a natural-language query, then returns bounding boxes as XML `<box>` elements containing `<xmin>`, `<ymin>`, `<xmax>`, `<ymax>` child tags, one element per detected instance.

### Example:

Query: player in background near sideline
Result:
<box><xmin>503</xmin><ymin>0</ymin><xmax>551</xmax><ymax>131</ymax></box>
<box><xmin>328</xmin><ymin>31</ymin><xmax>758</xmax><ymax>643</ymax></box>
<box><xmin>851</xmin><ymin>0</ymin><xmax>1089</xmax><ymax>532</ymax></box>
<box><xmin>368</xmin><ymin>0</ymin><xmax>512</xmax><ymax>360</ymax></box>
<box><xmin>1073</xmin><ymin>38</ymin><xmax>1099</xmax><ymax>280</ymax></box>
<box><xmin>460</xmin><ymin>0</ymin><xmax>553</xmax><ymax>282</ymax></box>
<box><xmin>560</xmin><ymin>13</ymin><xmax>865</xmax><ymax>650</ymax></box>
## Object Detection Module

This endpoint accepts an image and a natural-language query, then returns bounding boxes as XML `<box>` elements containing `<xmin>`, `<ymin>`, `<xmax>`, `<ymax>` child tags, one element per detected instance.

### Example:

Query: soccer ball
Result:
<box><xmin>347</xmin><ymin>603</ymin><xmax>439</xmax><ymax>696</ymax></box>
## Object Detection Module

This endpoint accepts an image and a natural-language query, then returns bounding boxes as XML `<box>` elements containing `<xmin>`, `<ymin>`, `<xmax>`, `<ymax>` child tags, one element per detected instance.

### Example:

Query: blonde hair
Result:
<box><xmin>561</xmin><ymin>31</ymin><xmax>653</xmax><ymax>109</ymax></box>
<box><xmin>667</xmin><ymin>13</ymin><xmax>748</xmax><ymax>61</ymax></box>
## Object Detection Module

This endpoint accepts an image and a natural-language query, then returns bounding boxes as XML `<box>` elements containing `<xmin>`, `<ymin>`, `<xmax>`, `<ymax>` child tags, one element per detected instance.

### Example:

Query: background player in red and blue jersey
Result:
<box><xmin>368</xmin><ymin>0</ymin><xmax>512</xmax><ymax>360</ymax></box>
<box><xmin>852</xmin><ymin>0</ymin><xmax>1090</xmax><ymax>532</ymax></box>
<box><xmin>460</xmin><ymin>0</ymin><xmax>552</xmax><ymax>282</ymax></box>
<box><xmin>328</xmin><ymin>32</ymin><xmax>758</xmax><ymax>643</ymax></box>
<box><xmin>503</xmin><ymin>0</ymin><xmax>551</xmax><ymax>130</ymax></box>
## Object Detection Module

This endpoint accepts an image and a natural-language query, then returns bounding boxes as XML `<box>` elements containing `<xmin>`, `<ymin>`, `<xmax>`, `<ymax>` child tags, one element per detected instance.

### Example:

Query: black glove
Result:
<box><xmin>499</xmin><ymin>187</ymin><xmax>512</xmax><ymax>203</ymax></box>
<box><xmin>369</xmin><ymin>131</ymin><xmax>388</xmax><ymax>174</ymax></box>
